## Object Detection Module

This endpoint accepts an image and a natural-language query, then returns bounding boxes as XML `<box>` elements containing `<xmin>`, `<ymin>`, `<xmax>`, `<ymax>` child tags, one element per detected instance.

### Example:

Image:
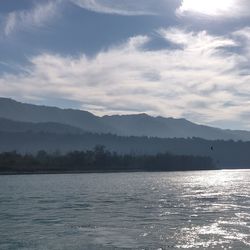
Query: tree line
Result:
<box><xmin>0</xmin><ymin>146</ymin><xmax>216</xmax><ymax>174</ymax></box>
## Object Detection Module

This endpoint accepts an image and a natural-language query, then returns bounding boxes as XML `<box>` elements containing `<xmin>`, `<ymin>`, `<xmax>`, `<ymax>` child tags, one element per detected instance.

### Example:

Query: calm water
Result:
<box><xmin>0</xmin><ymin>170</ymin><xmax>249</xmax><ymax>250</ymax></box>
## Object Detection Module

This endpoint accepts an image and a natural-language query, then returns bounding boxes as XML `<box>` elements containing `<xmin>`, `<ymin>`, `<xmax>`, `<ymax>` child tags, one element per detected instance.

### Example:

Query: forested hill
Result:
<box><xmin>0</xmin><ymin>131</ymin><xmax>250</xmax><ymax>168</ymax></box>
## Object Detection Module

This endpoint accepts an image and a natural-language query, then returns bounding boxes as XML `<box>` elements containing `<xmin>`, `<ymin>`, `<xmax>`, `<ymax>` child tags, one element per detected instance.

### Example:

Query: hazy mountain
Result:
<box><xmin>0</xmin><ymin>131</ymin><xmax>250</xmax><ymax>168</ymax></box>
<box><xmin>0</xmin><ymin>97</ymin><xmax>114</xmax><ymax>134</ymax></box>
<box><xmin>0</xmin><ymin>118</ymin><xmax>84</xmax><ymax>134</ymax></box>
<box><xmin>1</xmin><ymin>97</ymin><xmax>250</xmax><ymax>141</ymax></box>
<box><xmin>102</xmin><ymin>114</ymin><xmax>250</xmax><ymax>140</ymax></box>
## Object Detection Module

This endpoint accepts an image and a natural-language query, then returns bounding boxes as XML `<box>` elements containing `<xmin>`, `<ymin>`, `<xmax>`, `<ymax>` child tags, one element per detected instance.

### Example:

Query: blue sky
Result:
<box><xmin>1</xmin><ymin>0</ymin><xmax>250</xmax><ymax>129</ymax></box>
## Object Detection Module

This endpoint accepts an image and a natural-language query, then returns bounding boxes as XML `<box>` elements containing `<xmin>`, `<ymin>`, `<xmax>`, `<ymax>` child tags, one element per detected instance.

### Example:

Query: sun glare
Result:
<box><xmin>180</xmin><ymin>0</ymin><xmax>235</xmax><ymax>16</ymax></box>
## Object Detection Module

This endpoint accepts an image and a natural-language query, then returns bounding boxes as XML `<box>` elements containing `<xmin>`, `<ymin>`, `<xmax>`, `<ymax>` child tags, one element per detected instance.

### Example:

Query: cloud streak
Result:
<box><xmin>70</xmin><ymin>0</ymin><xmax>153</xmax><ymax>15</ymax></box>
<box><xmin>70</xmin><ymin>0</ymin><xmax>180</xmax><ymax>16</ymax></box>
<box><xmin>1</xmin><ymin>28</ymin><xmax>250</xmax><ymax>129</ymax></box>
<box><xmin>2</xmin><ymin>1</ymin><xmax>60</xmax><ymax>36</ymax></box>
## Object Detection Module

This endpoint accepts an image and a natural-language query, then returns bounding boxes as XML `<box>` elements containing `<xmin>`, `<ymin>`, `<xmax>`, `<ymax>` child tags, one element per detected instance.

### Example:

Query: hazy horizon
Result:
<box><xmin>1</xmin><ymin>96</ymin><xmax>250</xmax><ymax>132</ymax></box>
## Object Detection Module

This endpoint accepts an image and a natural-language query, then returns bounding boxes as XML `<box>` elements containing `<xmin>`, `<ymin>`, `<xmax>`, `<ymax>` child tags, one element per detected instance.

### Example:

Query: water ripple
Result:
<box><xmin>0</xmin><ymin>170</ymin><xmax>249</xmax><ymax>249</ymax></box>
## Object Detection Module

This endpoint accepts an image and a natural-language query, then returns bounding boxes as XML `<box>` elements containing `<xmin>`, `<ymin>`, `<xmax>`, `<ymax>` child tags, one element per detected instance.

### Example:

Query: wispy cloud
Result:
<box><xmin>69</xmin><ymin>0</ymin><xmax>250</xmax><ymax>19</ymax></box>
<box><xmin>3</xmin><ymin>1</ymin><xmax>60</xmax><ymax>36</ymax></box>
<box><xmin>70</xmin><ymin>0</ymin><xmax>177</xmax><ymax>16</ymax></box>
<box><xmin>1</xmin><ymin>28</ymin><xmax>250</xmax><ymax>129</ymax></box>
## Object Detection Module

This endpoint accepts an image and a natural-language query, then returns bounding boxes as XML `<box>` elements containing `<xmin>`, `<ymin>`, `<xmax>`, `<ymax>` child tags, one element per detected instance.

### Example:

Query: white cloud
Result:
<box><xmin>159</xmin><ymin>28</ymin><xmax>236</xmax><ymax>50</ymax></box>
<box><xmin>177</xmin><ymin>0</ymin><xmax>250</xmax><ymax>18</ymax></box>
<box><xmin>3</xmin><ymin>1</ymin><xmax>60</xmax><ymax>36</ymax></box>
<box><xmin>1</xmin><ymin>28</ymin><xmax>250</xmax><ymax>129</ymax></box>
<box><xmin>234</xmin><ymin>27</ymin><xmax>250</xmax><ymax>40</ymax></box>
<box><xmin>233</xmin><ymin>27</ymin><xmax>250</xmax><ymax>53</ymax></box>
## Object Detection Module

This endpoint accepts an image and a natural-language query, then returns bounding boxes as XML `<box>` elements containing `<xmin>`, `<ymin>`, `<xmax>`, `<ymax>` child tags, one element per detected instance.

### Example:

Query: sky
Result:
<box><xmin>1</xmin><ymin>0</ymin><xmax>250</xmax><ymax>130</ymax></box>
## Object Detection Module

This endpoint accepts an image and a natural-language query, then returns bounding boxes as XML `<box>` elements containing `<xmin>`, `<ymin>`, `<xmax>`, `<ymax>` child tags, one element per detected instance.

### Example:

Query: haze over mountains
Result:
<box><xmin>0</xmin><ymin>97</ymin><xmax>250</xmax><ymax>141</ymax></box>
<box><xmin>1</xmin><ymin>97</ymin><xmax>250</xmax><ymax>168</ymax></box>
<box><xmin>0</xmin><ymin>117</ymin><xmax>85</xmax><ymax>134</ymax></box>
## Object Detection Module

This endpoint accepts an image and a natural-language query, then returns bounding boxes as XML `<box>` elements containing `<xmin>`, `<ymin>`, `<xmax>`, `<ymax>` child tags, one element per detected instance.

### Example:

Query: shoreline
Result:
<box><xmin>3</xmin><ymin>168</ymin><xmax>249</xmax><ymax>176</ymax></box>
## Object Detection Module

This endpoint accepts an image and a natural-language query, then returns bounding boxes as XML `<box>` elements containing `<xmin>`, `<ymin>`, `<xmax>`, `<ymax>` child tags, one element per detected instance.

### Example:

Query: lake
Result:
<box><xmin>0</xmin><ymin>170</ymin><xmax>249</xmax><ymax>249</ymax></box>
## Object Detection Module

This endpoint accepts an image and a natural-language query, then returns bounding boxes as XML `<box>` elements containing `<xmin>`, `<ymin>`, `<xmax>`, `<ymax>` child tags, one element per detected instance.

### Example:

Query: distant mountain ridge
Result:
<box><xmin>0</xmin><ymin>117</ymin><xmax>85</xmax><ymax>134</ymax></box>
<box><xmin>1</xmin><ymin>97</ymin><xmax>250</xmax><ymax>141</ymax></box>
<box><xmin>0</xmin><ymin>97</ymin><xmax>113</xmax><ymax>134</ymax></box>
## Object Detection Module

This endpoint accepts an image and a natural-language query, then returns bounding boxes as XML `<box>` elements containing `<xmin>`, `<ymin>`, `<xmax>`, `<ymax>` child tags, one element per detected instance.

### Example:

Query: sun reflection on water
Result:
<box><xmin>167</xmin><ymin>170</ymin><xmax>250</xmax><ymax>249</ymax></box>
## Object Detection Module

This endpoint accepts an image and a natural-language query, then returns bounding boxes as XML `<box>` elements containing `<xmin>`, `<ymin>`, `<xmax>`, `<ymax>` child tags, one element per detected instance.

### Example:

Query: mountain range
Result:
<box><xmin>0</xmin><ymin>97</ymin><xmax>250</xmax><ymax>141</ymax></box>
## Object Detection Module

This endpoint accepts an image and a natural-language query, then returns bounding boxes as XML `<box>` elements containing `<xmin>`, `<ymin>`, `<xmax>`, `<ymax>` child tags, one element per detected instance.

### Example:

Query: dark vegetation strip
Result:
<box><xmin>0</xmin><ymin>146</ymin><xmax>216</xmax><ymax>174</ymax></box>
